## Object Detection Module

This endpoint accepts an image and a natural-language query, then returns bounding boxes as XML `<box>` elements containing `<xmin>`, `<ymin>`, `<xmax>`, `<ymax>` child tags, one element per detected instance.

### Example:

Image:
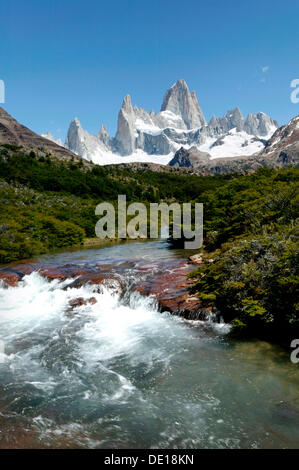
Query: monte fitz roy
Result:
<box><xmin>43</xmin><ymin>79</ymin><xmax>279</xmax><ymax>165</ymax></box>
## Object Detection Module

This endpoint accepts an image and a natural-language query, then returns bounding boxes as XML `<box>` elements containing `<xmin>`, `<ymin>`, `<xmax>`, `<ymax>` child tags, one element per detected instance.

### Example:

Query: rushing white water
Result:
<box><xmin>0</xmin><ymin>242</ymin><xmax>299</xmax><ymax>449</ymax></box>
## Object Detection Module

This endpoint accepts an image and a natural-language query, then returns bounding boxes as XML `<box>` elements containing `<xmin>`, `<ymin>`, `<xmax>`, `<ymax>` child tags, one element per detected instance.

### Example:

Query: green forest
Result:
<box><xmin>0</xmin><ymin>145</ymin><xmax>229</xmax><ymax>263</ymax></box>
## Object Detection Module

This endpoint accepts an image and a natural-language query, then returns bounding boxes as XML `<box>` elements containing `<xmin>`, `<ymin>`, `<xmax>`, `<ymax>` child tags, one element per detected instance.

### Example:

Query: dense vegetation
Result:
<box><xmin>185</xmin><ymin>167</ymin><xmax>299</xmax><ymax>344</ymax></box>
<box><xmin>0</xmin><ymin>147</ymin><xmax>227</xmax><ymax>201</ymax></box>
<box><xmin>0</xmin><ymin>146</ymin><xmax>229</xmax><ymax>263</ymax></box>
<box><xmin>0</xmin><ymin>146</ymin><xmax>298</xmax><ymax>343</ymax></box>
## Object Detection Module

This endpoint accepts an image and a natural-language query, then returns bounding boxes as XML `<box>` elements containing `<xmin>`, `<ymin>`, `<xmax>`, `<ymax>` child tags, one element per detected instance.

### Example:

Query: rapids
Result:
<box><xmin>0</xmin><ymin>241</ymin><xmax>298</xmax><ymax>448</ymax></box>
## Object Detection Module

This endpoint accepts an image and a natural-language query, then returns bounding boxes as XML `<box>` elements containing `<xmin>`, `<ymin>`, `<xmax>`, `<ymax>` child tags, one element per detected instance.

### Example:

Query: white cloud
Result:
<box><xmin>262</xmin><ymin>66</ymin><xmax>269</xmax><ymax>73</ymax></box>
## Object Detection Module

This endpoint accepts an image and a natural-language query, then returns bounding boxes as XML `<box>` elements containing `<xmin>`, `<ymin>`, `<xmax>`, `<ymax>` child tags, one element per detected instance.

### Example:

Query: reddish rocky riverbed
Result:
<box><xmin>0</xmin><ymin>249</ymin><xmax>204</xmax><ymax>319</ymax></box>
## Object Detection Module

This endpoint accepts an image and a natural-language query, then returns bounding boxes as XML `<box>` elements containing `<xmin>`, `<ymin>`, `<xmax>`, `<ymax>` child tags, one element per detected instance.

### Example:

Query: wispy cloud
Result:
<box><xmin>259</xmin><ymin>66</ymin><xmax>269</xmax><ymax>83</ymax></box>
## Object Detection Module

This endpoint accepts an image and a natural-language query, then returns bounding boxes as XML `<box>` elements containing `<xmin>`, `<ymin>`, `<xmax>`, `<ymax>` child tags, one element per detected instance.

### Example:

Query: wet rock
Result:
<box><xmin>66</xmin><ymin>296</ymin><xmax>98</xmax><ymax>315</ymax></box>
<box><xmin>66</xmin><ymin>269</ymin><xmax>91</xmax><ymax>278</ymax></box>
<box><xmin>39</xmin><ymin>269</ymin><xmax>67</xmax><ymax>281</ymax></box>
<box><xmin>66</xmin><ymin>273</ymin><xmax>118</xmax><ymax>288</ymax></box>
<box><xmin>188</xmin><ymin>253</ymin><xmax>204</xmax><ymax>265</ymax></box>
<box><xmin>68</xmin><ymin>297</ymin><xmax>97</xmax><ymax>309</ymax></box>
<box><xmin>10</xmin><ymin>263</ymin><xmax>39</xmax><ymax>276</ymax></box>
<box><xmin>133</xmin><ymin>261</ymin><xmax>202</xmax><ymax>317</ymax></box>
<box><xmin>68</xmin><ymin>297</ymin><xmax>87</xmax><ymax>308</ymax></box>
<box><xmin>0</xmin><ymin>271</ymin><xmax>21</xmax><ymax>287</ymax></box>
<box><xmin>11</xmin><ymin>262</ymin><xmax>105</xmax><ymax>283</ymax></box>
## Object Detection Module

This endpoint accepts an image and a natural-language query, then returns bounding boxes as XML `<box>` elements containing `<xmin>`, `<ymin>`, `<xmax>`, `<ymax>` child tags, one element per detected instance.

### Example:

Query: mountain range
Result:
<box><xmin>0</xmin><ymin>79</ymin><xmax>298</xmax><ymax>175</ymax></box>
<box><xmin>168</xmin><ymin>114</ymin><xmax>299</xmax><ymax>174</ymax></box>
<box><xmin>43</xmin><ymin>79</ymin><xmax>279</xmax><ymax>166</ymax></box>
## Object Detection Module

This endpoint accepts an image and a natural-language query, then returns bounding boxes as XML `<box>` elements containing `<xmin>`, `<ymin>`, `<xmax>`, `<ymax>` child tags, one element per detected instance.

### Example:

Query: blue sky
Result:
<box><xmin>1</xmin><ymin>0</ymin><xmax>299</xmax><ymax>140</ymax></box>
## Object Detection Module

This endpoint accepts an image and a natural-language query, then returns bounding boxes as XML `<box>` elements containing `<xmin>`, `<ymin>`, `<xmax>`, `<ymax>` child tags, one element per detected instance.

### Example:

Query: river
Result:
<box><xmin>0</xmin><ymin>241</ymin><xmax>298</xmax><ymax>448</ymax></box>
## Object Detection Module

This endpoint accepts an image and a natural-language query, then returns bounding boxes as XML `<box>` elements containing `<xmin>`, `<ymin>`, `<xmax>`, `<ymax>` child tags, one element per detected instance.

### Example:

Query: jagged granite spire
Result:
<box><xmin>244</xmin><ymin>112</ymin><xmax>278</xmax><ymax>137</ymax></box>
<box><xmin>65</xmin><ymin>117</ymin><xmax>83</xmax><ymax>153</ymax></box>
<box><xmin>65</xmin><ymin>117</ymin><xmax>110</xmax><ymax>162</ymax></box>
<box><xmin>161</xmin><ymin>78</ymin><xmax>206</xmax><ymax>129</ymax></box>
<box><xmin>115</xmin><ymin>94</ymin><xmax>136</xmax><ymax>155</ymax></box>
<box><xmin>97</xmin><ymin>124</ymin><xmax>110</xmax><ymax>146</ymax></box>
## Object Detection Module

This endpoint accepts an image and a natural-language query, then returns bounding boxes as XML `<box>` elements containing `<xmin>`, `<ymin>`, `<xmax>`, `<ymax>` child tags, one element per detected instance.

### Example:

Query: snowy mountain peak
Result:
<box><xmin>97</xmin><ymin>124</ymin><xmax>110</xmax><ymax>146</ymax></box>
<box><xmin>227</xmin><ymin>107</ymin><xmax>243</xmax><ymax>119</ymax></box>
<box><xmin>73</xmin><ymin>117</ymin><xmax>82</xmax><ymax>127</ymax></box>
<box><xmin>244</xmin><ymin>112</ymin><xmax>278</xmax><ymax>138</ymax></box>
<box><xmin>115</xmin><ymin>95</ymin><xmax>136</xmax><ymax>155</ymax></box>
<box><xmin>98</xmin><ymin>124</ymin><xmax>108</xmax><ymax>134</ymax></box>
<box><xmin>225</xmin><ymin>107</ymin><xmax>244</xmax><ymax>129</ymax></box>
<box><xmin>60</xmin><ymin>79</ymin><xmax>279</xmax><ymax>165</ymax></box>
<box><xmin>121</xmin><ymin>94</ymin><xmax>134</xmax><ymax>114</ymax></box>
<box><xmin>161</xmin><ymin>78</ymin><xmax>206</xmax><ymax>129</ymax></box>
<box><xmin>169</xmin><ymin>78</ymin><xmax>188</xmax><ymax>90</ymax></box>
<box><xmin>260</xmin><ymin>114</ymin><xmax>299</xmax><ymax>161</ymax></box>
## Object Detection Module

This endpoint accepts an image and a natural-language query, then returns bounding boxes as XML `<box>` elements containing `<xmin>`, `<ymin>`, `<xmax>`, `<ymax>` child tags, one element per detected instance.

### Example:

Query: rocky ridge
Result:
<box><xmin>168</xmin><ymin>115</ymin><xmax>299</xmax><ymax>174</ymax></box>
<box><xmin>0</xmin><ymin>107</ymin><xmax>77</xmax><ymax>161</ymax></box>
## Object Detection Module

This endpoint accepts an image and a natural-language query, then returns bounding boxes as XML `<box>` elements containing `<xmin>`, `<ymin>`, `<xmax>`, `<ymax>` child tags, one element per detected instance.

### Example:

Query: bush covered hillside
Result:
<box><xmin>186</xmin><ymin>167</ymin><xmax>299</xmax><ymax>343</ymax></box>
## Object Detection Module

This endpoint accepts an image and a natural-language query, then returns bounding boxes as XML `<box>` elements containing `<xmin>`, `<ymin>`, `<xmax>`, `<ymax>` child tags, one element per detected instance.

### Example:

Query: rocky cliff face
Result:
<box><xmin>113</xmin><ymin>79</ymin><xmax>207</xmax><ymax>156</ymax></box>
<box><xmin>49</xmin><ymin>79</ymin><xmax>279</xmax><ymax>164</ymax></box>
<box><xmin>258</xmin><ymin>115</ymin><xmax>299</xmax><ymax>166</ymax></box>
<box><xmin>65</xmin><ymin>118</ymin><xmax>111</xmax><ymax>162</ymax></box>
<box><xmin>169</xmin><ymin>146</ymin><xmax>210</xmax><ymax>169</ymax></box>
<box><xmin>244</xmin><ymin>112</ymin><xmax>278</xmax><ymax>137</ymax></box>
<box><xmin>115</xmin><ymin>95</ymin><xmax>136</xmax><ymax>155</ymax></box>
<box><xmin>97</xmin><ymin>124</ymin><xmax>110</xmax><ymax>146</ymax></box>
<box><xmin>208</xmin><ymin>108</ymin><xmax>277</xmax><ymax>138</ymax></box>
<box><xmin>160</xmin><ymin>78</ymin><xmax>206</xmax><ymax>129</ymax></box>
